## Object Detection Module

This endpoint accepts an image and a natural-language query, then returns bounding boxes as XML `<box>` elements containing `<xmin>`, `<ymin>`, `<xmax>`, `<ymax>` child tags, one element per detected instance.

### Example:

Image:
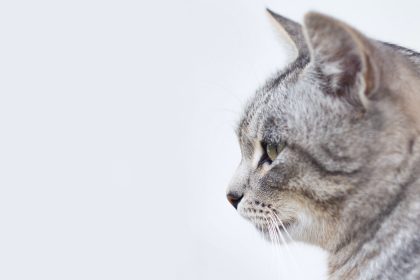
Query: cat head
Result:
<box><xmin>227</xmin><ymin>10</ymin><xmax>420</xmax><ymax>250</ymax></box>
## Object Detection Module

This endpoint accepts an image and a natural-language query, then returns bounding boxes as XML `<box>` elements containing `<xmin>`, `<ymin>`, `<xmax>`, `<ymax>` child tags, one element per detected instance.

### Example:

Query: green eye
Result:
<box><xmin>266</xmin><ymin>142</ymin><xmax>286</xmax><ymax>162</ymax></box>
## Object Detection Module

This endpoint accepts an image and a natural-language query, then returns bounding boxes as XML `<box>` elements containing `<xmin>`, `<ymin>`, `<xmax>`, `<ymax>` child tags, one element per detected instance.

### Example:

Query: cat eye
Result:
<box><xmin>260</xmin><ymin>141</ymin><xmax>286</xmax><ymax>165</ymax></box>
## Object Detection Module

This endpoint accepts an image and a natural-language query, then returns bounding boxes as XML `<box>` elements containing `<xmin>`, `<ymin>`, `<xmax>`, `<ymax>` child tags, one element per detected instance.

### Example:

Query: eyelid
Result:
<box><xmin>258</xmin><ymin>140</ymin><xmax>287</xmax><ymax>168</ymax></box>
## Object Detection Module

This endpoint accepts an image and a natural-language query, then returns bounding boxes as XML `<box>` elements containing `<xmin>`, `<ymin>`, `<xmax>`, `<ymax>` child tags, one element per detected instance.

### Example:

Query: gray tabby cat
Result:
<box><xmin>226</xmin><ymin>10</ymin><xmax>420</xmax><ymax>280</ymax></box>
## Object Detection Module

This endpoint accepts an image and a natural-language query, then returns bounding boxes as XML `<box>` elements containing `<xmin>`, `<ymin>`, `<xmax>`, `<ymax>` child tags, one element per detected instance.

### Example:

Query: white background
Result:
<box><xmin>1</xmin><ymin>0</ymin><xmax>420</xmax><ymax>279</ymax></box>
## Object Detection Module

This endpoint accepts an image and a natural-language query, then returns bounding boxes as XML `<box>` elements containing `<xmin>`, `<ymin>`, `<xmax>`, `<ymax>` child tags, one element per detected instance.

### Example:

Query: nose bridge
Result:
<box><xmin>227</xmin><ymin>161</ymin><xmax>248</xmax><ymax>196</ymax></box>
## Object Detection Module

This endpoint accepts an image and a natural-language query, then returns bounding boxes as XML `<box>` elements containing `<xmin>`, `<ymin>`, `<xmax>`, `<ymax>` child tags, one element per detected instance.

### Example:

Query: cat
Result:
<box><xmin>226</xmin><ymin>9</ymin><xmax>420</xmax><ymax>280</ymax></box>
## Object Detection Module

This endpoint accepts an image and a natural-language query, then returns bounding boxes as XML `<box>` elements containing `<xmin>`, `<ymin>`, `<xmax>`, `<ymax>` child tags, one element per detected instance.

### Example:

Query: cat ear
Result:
<box><xmin>266</xmin><ymin>9</ymin><xmax>309</xmax><ymax>59</ymax></box>
<box><xmin>303</xmin><ymin>12</ymin><xmax>380</xmax><ymax>108</ymax></box>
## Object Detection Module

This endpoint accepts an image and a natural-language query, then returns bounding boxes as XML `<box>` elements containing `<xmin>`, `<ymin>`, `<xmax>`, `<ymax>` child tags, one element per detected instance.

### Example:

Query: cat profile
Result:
<box><xmin>227</xmin><ymin>10</ymin><xmax>420</xmax><ymax>280</ymax></box>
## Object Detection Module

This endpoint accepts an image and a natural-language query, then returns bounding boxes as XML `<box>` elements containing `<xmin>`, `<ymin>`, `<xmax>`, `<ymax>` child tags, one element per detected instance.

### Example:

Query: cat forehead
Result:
<box><xmin>236</xmin><ymin>66</ymin><xmax>347</xmax><ymax>145</ymax></box>
<box><xmin>236</xmin><ymin>58</ymin><xmax>314</xmax><ymax>142</ymax></box>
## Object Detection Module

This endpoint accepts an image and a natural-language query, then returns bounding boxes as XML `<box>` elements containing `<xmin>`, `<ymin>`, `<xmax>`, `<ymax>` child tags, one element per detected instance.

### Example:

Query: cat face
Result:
<box><xmin>227</xmin><ymin>11</ymin><xmax>420</xmax><ymax>249</ymax></box>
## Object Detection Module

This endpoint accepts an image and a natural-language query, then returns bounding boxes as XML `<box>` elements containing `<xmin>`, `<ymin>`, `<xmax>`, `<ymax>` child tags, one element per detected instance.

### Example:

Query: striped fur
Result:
<box><xmin>227</xmin><ymin>11</ymin><xmax>420</xmax><ymax>280</ymax></box>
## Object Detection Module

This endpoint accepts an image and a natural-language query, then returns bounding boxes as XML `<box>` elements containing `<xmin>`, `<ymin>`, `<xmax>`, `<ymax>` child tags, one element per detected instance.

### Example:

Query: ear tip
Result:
<box><xmin>265</xmin><ymin>7</ymin><xmax>279</xmax><ymax>19</ymax></box>
<box><xmin>304</xmin><ymin>11</ymin><xmax>342</xmax><ymax>28</ymax></box>
<box><xmin>303</xmin><ymin>11</ymin><xmax>332</xmax><ymax>27</ymax></box>
<box><xmin>304</xmin><ymin>11</ymin><xmax>324</xmax><ymax>18</ymax></box>
<box><xmin>266</xmin><ymin>7</ymin><xmax>274</xmax><ymax>14</ymax></box>
<box><xmin>265</xmin><ymin>8</ymin><xmax>293</xmax><ymax>24</ymax></box>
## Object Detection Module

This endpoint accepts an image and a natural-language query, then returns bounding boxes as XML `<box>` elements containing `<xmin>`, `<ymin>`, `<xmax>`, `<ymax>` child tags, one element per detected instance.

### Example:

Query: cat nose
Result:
<box><xmin>226</xmin><ymin>192</ymin><xmax>243</xmax><ymax>209</ymax></box>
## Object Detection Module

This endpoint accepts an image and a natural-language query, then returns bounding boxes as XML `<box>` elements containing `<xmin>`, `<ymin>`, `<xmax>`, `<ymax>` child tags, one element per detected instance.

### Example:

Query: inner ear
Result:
<box><xmin>303</xmin><ymin>12</ymin><xmax>379</xmax><ymax>108</ymax></box>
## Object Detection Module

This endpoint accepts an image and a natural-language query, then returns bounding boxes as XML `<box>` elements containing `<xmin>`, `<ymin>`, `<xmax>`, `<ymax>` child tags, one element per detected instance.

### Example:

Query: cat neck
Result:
<box><xmin>327</xmin><ymin>153</ymin><xmax>420</xmax><ymax>279</ymax></box>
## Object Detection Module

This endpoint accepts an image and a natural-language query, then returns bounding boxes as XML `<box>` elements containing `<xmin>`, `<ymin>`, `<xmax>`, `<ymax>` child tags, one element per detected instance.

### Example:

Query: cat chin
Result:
<box><xmin>253</xmin><ymin>220</ymin><xmax>295</xmax><ymax>244</ymax></box>
<box><xmin>257</xmin><ymin>228</ymin><xmax>294</xmax><ymax>244</ymax></box>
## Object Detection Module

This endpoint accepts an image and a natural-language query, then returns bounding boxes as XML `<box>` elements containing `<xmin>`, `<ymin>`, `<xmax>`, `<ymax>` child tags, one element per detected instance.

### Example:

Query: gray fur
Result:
<box><xmin>227</xmin><ymin>11</ymin><xmax>420</xmax><ymax>280</ymax></box>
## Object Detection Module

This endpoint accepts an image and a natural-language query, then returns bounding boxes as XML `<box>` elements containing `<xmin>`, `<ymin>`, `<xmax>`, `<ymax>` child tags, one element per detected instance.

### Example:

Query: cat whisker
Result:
<box><xmin>265</xmin><ymin>216</ymin><xmax>276</xmax><ymax>244</ymax></box>
<box><xmin>268</xmin><ymin>215</ymin><xmax>284</xmax><ymax>246</ymax></box>
<box><xmin>270</xmin><ymin>213</ymin><xmax>301</xmax><ymax>275</ymax></box>
<box><xmin>264</xmin><ymin>216</ymin><xmax>284</xmax><ymax>279</ymax></box>
<box><xmin>272</xmin><ymin>211</ymin><xmax>295</xmax><ymax>243</ymax></box>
